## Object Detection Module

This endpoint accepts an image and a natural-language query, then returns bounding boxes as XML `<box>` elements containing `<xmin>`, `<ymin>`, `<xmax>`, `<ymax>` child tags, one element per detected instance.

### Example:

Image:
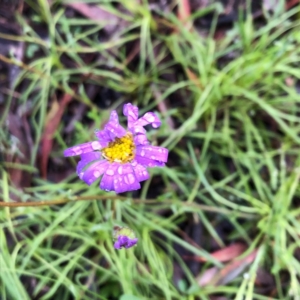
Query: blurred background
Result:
<box><xmin>1</xmin><ymin>0</ymin><xmax>300</xmax><ymax>299</ymax></box>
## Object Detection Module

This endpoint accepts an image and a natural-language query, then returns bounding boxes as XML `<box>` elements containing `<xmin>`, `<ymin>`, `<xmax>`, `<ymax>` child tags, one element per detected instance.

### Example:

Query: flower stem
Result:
<box><xmin>0</xmin><ymin>195</ymin><xmax>118</xmax><ymax>207</ymax></box>
<box><xmin>0</xmin><ymin>196</ymin><xmax>256</xmax><ymax>218</ymax></box>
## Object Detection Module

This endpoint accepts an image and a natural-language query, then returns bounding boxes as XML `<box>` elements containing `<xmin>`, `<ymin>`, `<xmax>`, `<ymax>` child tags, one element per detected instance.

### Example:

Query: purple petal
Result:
<box><xmin>76</xmin><ymin>152</ymin><xmax>101</xmax><ymax>174</ymax></box>
<box><xmin>135</xmin><ymin>112</ymin><xmax>161</xmax><ymax>129</ymax></box>
<box><xmin>134</xmin><ymin>134</ymin><xmax>149</xmax><ymax>146</ymax></box>
<box><xmin>129</xmin><ymin>125</ymin><xmax>146</xmax><ymax>135</ymax></box>
<box><xmin>100</xmin><ymin>163</ymin><xmax>119</xmax><ymax>191</ymax></box>
<box><xmin>109</xmin><ymin>110</ymin><xmax>119</xmax><ymax>123</ymax></box>
<box><xmin>127</xmin><ymin>112</ymin><xmax>161</xmax><ymax>136</ymax></box>
<box><xmin>114</xmin><ymin>236</ymin><xmax>128</xmax><ymax>249</ymax></box>
<box><xmin>104</xmin><ymin>121</ymin><xmax>127</xmax><ymax>139</ymax></box>
<box><xmin>113</xmin><ymin>163</ymin><xmax>141</xmax><ymax>193</ymax></box>
<box><xmin>94</xmin><ymin>129</ymin><xmax>111</xmax><ymax>145</ymax></box>
<box><xmin>64</xmin><ymin>141</ymin><xmax>103</xmax><ymax>157</ymax></box>
<box><xmin>123</xmin><ymin>103</ymin><xmax>138</xmax><ymax>128</ymax></box>
<box><xmin>102</xmin><ymin>110</ymin><xmax>127</xmax><ymax>138</ymax></box>
<box><xmin>114</xmin><ymin>240</ymin><xmax>122</xmax><ymax>249</ymax></box>
<box><xmin>131</xmin><ymin>160</ymin><xmax>149</xmax><ymax>182</ymax></box>
<box><xmin>135</xmin><ymin>155</ymin><xmax>165</xmax><ymax>167</ymax></box>
<box><xmin>81</xmin><ymin>160</ymin><xmax>109</xmax><ymax>185</ymax></box>
<box><xmin>136</xmin><ymin>145</ymin><xmax>168</xmax><ymax>162</ymax></box>
<box><xmin>125</xmin><ymin>238</ymin><xmax>138</xmax><ymax>248</ymax></box>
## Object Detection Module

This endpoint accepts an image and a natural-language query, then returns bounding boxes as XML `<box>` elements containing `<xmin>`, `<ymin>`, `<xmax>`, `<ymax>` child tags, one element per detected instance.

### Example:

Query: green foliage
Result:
<box><xmin>1</xmin><ymin>0</ymin><xmax>300</xmax><ymax>299</ymax></box>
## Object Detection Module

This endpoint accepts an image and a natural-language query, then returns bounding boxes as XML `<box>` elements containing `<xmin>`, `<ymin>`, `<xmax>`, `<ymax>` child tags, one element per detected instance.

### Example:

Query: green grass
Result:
<box><xmin>1</xmin><ymin>0</ymin><xmax>300</xmax><ymax>299</ymax></box>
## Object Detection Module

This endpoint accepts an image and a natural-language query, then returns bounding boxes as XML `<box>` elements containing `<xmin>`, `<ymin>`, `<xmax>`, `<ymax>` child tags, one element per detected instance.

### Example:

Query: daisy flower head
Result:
<box><xmin>64</xmin><ymin>103</ymin><xmax>168</xmax><ymax>193</ymax></box>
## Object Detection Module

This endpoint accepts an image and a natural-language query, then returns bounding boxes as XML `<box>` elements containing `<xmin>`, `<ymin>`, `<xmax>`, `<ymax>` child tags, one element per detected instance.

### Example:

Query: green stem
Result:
<box><xmin>0</xmin><ymin>196</ymin><xmax>256</xmax><ymax>218</ymax></box>
<box><xmin>0</xmin><ymin>195</ymin><xmax>117</xmax><ymax>207</ymax></box>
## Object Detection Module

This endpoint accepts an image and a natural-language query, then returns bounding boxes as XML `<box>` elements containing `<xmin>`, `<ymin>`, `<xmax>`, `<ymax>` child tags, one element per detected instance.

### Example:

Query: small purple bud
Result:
<box><xmin>113</xmin><ymin>226</ymin><xmax>138</xmax><ymax>250</ymax></box>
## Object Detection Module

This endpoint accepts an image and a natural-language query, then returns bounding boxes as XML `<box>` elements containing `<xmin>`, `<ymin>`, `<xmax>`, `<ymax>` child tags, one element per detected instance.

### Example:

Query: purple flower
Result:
<box><xmin>114</xmin><ymin>235</ymin><xmax>138</xmax><ymax>249</ymax></box>
<box><xmin>64</xmin><ymin>103</ymin><xmax>168</xmax><ymax>193</ymax></box>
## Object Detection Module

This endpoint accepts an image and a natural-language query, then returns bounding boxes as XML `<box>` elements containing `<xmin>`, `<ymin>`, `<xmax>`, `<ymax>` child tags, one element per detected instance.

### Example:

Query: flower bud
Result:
<box><xmin>113</xmin><ymin>226</ymin><xmax>138</xmax><ymax>249</ymax></box>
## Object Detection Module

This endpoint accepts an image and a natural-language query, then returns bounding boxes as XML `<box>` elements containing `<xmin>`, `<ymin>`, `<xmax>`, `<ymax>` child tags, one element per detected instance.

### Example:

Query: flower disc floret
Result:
<box><xmin>102</xmin><ymin>133</ymin><xmax>135</xmax><ymax>163</ymax></box>
<box><xmin>64</xmin><ymin>103</ymin><xmax>168</xmax><ymax>193</ymax></box>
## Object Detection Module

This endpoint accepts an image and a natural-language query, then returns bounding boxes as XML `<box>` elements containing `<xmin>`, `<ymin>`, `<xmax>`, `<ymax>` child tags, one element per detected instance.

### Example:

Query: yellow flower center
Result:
<box><xmin>101</xmin><ymin>133</ymin><xmax>135</xmax><ymax>163</ymax></box>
